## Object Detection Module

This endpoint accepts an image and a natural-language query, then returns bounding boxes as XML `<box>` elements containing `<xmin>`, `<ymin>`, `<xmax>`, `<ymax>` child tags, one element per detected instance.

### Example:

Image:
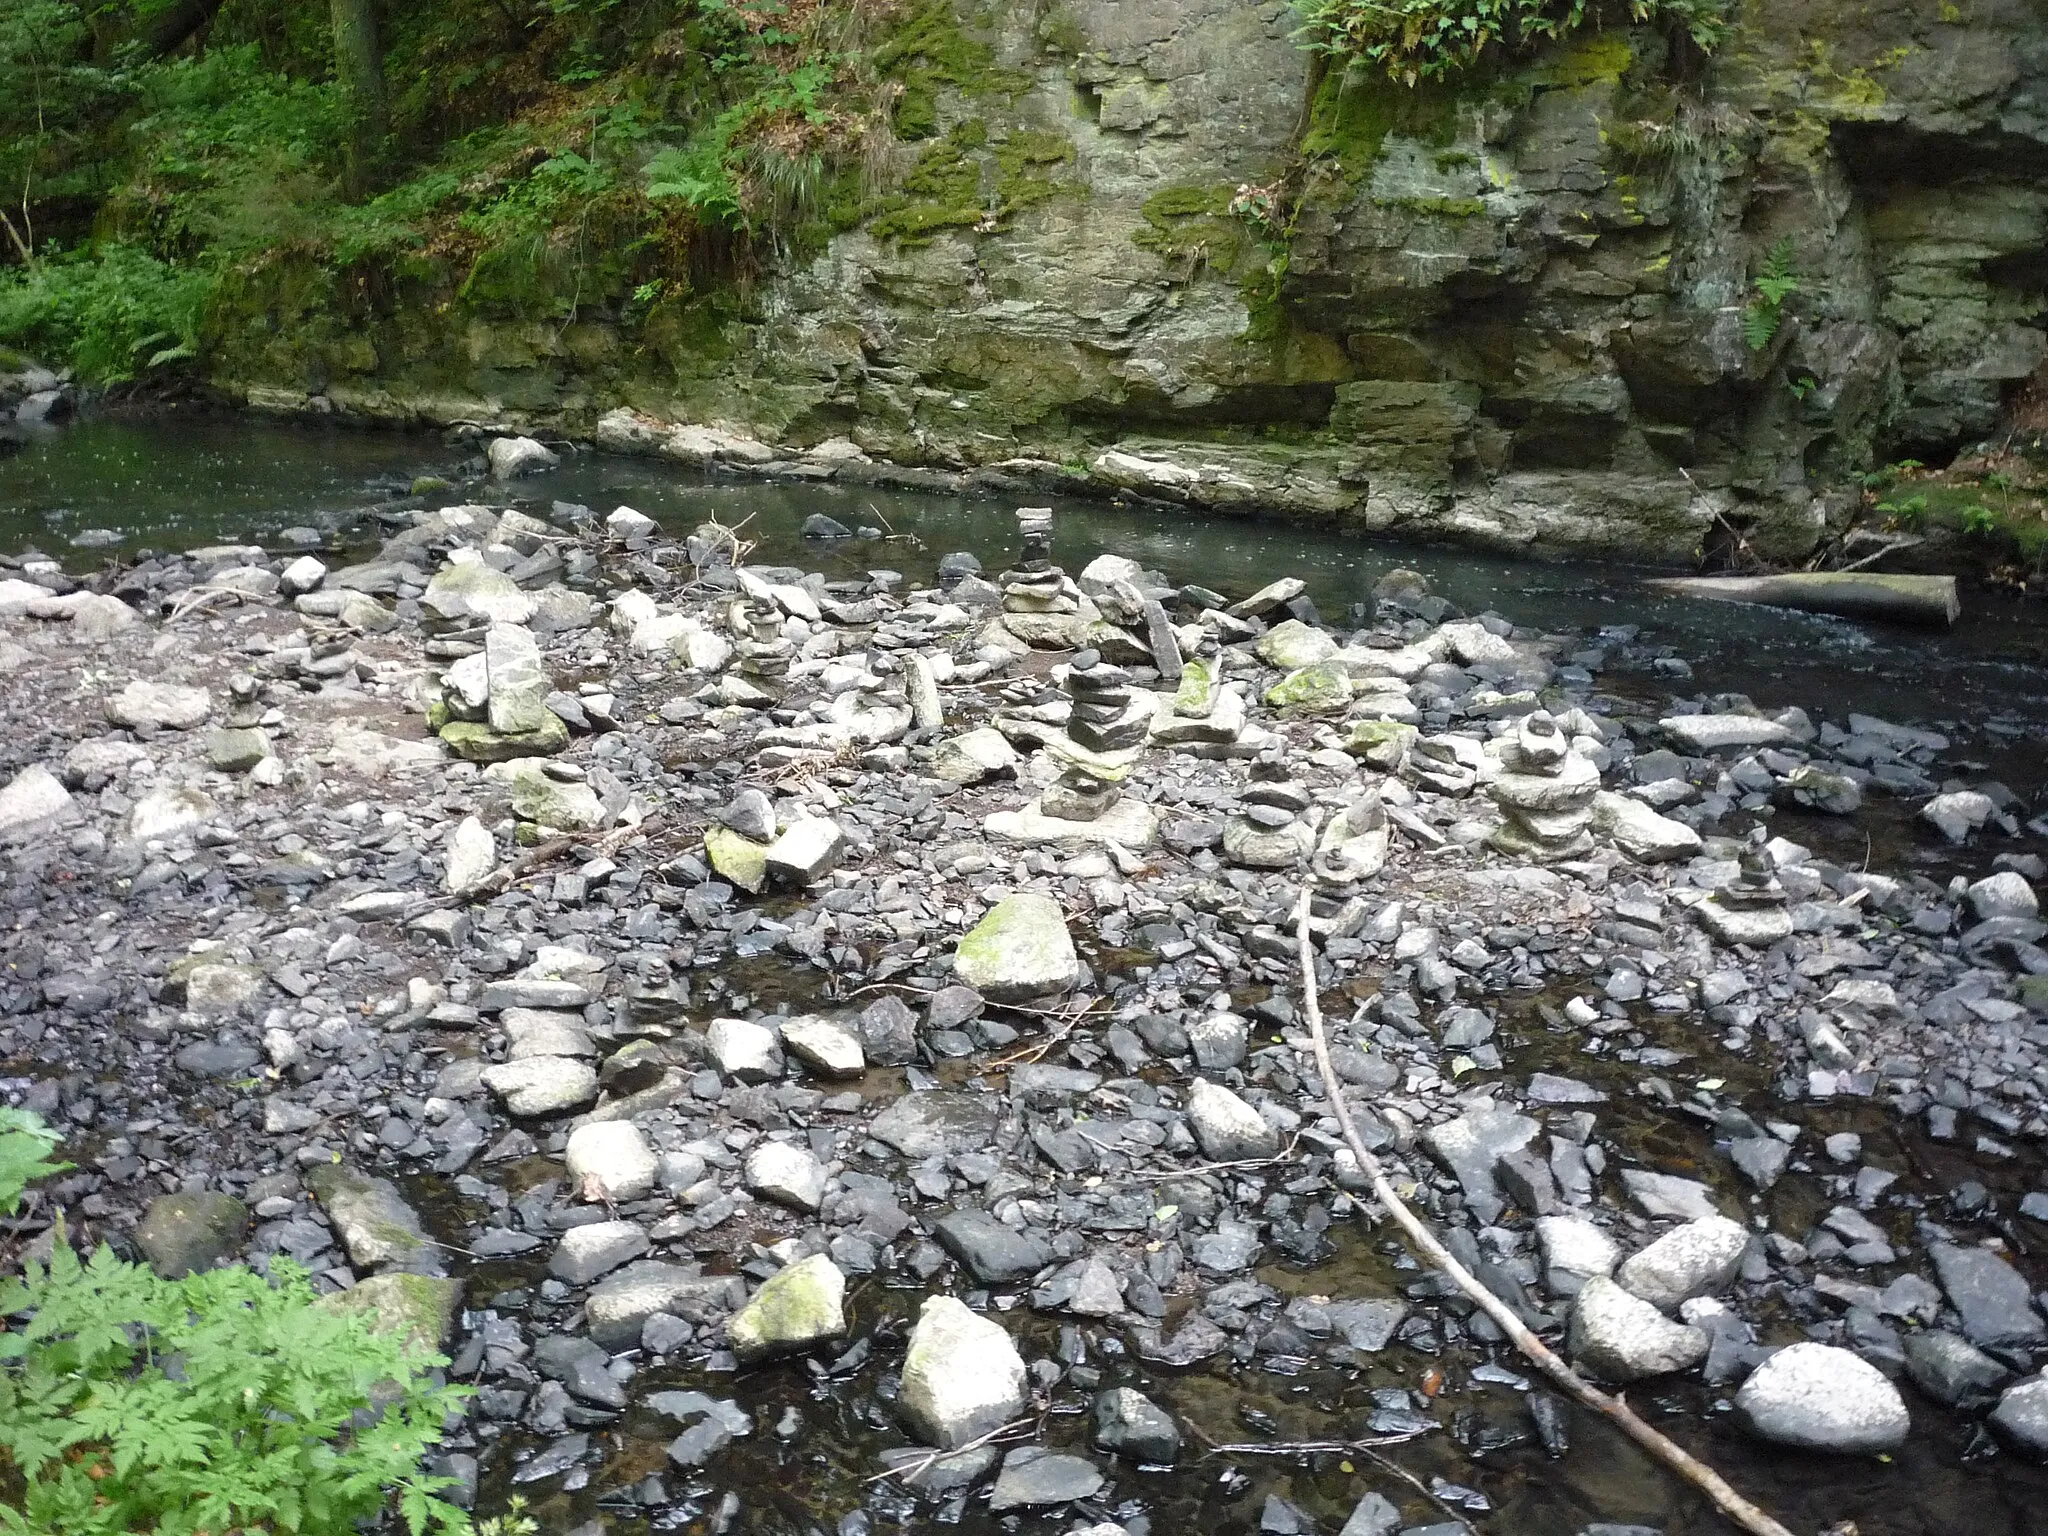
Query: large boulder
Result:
<box><xmin>1591</xmin><ymin>791</ymin><xmax>1703</xmax><ymax>862</ymax></box>
<box><xmin>565</xmin><ymin>1122</ymin><xmax>658</xmax><ymax>1203</ymax></box>
<box><xmin>899</xmin><ymin>1296</ymin><xmax>1028</xmax><ymax>1449</ymax></box>
<box><xmin>952</xmin><ymin>893</ymin><xmax>1081</xmax><ymax>1002</ymax></box>
<box><xmin>487</xmin><ymin>435</ymin><xmax>559</xmax><ymax>478</ymax></box>
<box><xmin>133</xmin><ymin>1191</ymin><xmax>248</xmax><ymax>1279</ymax></box>
<box><xmin>1184</xmin><ymin>1079</ymin><xmax>1279</xmax><ymax>1161</ymax></box>
<box><xmin>0</xmin><ymin>765</ymin><xmax>73</xmax><ymax>842</ymax></box>
<box><xmin>106</xmin><ymin>680</ymin><xmax>210</xmax><ymax>730</ymax></box>
<box><xmin>1733</xmin><ymin>1342</ymin><xmax>1910</xmax><ymax>1454</ymax></box>
<box><xmin>1615</xmin><ymin>1215</ymin><xmax>1750</xmax><ymax>1311</ymax></box>
<box><xmin>1567</xmin><ymin>1276</ymin><xmax>1708</xmax><ymax>1382</ymax></box>
<box><xmin>304</xmin><ymin>1164</ymin><xmax>438</xmax><ymax>1274</ymax></box>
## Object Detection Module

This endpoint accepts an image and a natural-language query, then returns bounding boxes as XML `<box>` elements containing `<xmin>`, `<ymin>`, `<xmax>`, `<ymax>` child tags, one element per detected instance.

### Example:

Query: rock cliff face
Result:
<box><xmin>220</xmin><ymin>0</ymin><xmax>2048</xmax><ymax>560</ymax></box>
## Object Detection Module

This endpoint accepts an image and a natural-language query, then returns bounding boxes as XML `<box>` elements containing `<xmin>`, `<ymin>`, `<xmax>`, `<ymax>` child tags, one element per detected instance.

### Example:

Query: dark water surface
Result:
<box><xmin>9</xmin><ymin>409</ymin><xmax>2048</xmax><ymax>1535</ymax></box>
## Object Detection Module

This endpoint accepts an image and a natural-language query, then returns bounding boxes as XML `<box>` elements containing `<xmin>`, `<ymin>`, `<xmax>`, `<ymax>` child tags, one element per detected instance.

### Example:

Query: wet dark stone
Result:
<box><xmin>932</xmin><ymin>1208</ymin><xmax>1054</xmax><ymax>1283</ymax></box>
<box><xmin>986</xmin><ymin>1446</ymin><xmax>1103</xmax><ymax>1510</ymax></box>
<box><xmin>1930</xmin><ymin>1242</ymin><xmax>2047</xmax><ymax>1351</ymax></box>
<box><xmin>857</xmin><ymin>995</ymin><xmax>917</xmax><ymax>1065</ymax></box>
<box><xmin>1093</xmin><ymin>1387</ymin><xmax>1180</xmax><ymax>1463</ymax></box>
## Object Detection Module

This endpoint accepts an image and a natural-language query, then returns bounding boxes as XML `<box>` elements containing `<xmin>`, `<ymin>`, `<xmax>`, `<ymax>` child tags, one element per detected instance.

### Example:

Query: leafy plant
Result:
<box><xmin>1960</xmin><ymin>503</ymin><xmax>1998</xmax><ymax>536</ymax></box>
<box><xmin>1876</xmin><ymin>492</ymin><xmax>1927</xmax><ymax>529</ymax></box>
<box><xmin>0</xmin><ymin>1249</ymin><xmax>470</xmax><ymax>1536</ymax></box>
<box><xmin>1290</xmin><ymin>0</ymin><xmax>1731</xmax><ymax>84</ymax></box>
<box><xmin>0</xmin><ymin>1108</ymin><xmax>68</xmax><ymax>1217</ymax></box>
<box><xmin>1742</xmin><ymin>236</ymin><xmax>1799</xmax><ymax>351</ymax></box>
<box><xmin>475</xmin><ymin>1495</ymin><xmax>541</xmax><ymax>1536</ymax></box>
<box><xmin>0</xmin><ymin>245</ymin><xmax>214</xmax><ymax>382</ymax></box>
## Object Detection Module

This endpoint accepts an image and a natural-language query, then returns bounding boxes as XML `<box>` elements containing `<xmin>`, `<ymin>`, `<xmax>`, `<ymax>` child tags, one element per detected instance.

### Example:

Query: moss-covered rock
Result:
<box><xmin>705</xmin><ymin>824</ymin><xmax>769</xmax><ymax>894</ymax></box>
<box><xmin>953</xmin><ymin>892</ymin><xmax>1080</xmax><ymax>1002</ymax></box>
<box><xmin>726</xmin><ymin>1253</ymin><xmax>848</xmax><ymax>1363</ymax></box>
<box><xmin>1265</xmin><ymin>662</ymin><xmax>1353</xmax><ymax>716</ymax></box>
<box><xmin>439</xmin><ymin>715</ymin><xmax>570</xmax><ymax>762</ymax></box>
<box><xmin>321</xmin><ymin>1272</ymin><xmax>463</xmax><ymax>1352</ymax></box>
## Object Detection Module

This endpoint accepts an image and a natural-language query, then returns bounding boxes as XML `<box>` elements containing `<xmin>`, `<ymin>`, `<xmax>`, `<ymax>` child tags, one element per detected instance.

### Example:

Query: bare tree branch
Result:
<box><xmin>1290</xmin><ymin>889</ymin><xmax>1802</xmax><ymax>1536</ymax></box>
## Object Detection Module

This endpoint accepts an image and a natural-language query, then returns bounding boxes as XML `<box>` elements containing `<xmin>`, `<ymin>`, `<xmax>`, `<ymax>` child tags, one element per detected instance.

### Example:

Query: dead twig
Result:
<box><xmin>1356</xmin><ymin>1445</ymin><xmax>1476</xmax><ymax>1532</ymax></box>
<box><xmin>863</xmin><ymin>1414</ymin><xmax>1037</xmax><ymax>1485</ymax></box>
<box><xmin>1291</xmin><ymin>889</ymin><xmax>1801</xmax><ymax>1536</ymax></box>
<box><xmin>1197</xmin><ymin>1430</ymin><xmax>1428</xmax><ymax>1458</ymax></box>
<box><xmin>1123</xmin><ymin>1132</ymin><xmax>1304</xmax><ymax>1182</ymax></box>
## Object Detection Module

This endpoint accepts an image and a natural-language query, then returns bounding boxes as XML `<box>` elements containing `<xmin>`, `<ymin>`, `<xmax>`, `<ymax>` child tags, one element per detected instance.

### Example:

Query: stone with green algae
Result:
<box><xmin>726</xmin><ymin>1253</ymin><xmax>847</xmax><ymax>1363</ymax></box>
<box><xmin>439</xmin><ymin>714</ymin><xmax>569</xmax><ymax>762</ymax></box>
<box><xmin>1264</xmin><ymin>662</ymin><xmax>1352</xmax><ymax>716</ymax></box>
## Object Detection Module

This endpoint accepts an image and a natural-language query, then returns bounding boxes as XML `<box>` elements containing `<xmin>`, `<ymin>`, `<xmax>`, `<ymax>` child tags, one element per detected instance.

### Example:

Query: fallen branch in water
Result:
<box><xmin>864</xmin><ymin>1414</ymin><xmax>1037</xmax><ymax>1485</ymax></box>
<box><xmin>1191</xmin><ymin>1429</ymin><xmax>1427</xmax><ymax>1457</ymax></box>
<box><xmin>1290</xmin><ymin>890</ymin><xmax>1800</xmax><ymax>1536</ymax></box>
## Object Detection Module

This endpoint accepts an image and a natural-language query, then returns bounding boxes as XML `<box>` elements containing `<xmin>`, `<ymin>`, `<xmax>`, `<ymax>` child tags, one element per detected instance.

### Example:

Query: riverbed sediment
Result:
<box><xmin>3</xmin><ymin>443</ymin><xmax>2048</xmax><ymax>1536</ymax></box>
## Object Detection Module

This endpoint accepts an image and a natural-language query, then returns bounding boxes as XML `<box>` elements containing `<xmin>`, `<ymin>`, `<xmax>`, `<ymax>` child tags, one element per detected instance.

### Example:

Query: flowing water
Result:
<box><xmin>8</xmin><ymin>408</ymin><xmax>2048</xmax><ymax>1536</ymax></box>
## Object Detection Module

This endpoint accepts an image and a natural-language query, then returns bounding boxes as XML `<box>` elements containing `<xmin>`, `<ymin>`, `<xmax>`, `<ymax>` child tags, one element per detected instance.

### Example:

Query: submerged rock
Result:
<box><xmin>899</xmin><ymin>1296</ymin><xmax>1028</xmax><ymax>1449</ymax></box>
<box><xmin>1733</xmin><ymin>1343</ymin><xmax>1909</xmax><ymax>1454</ymax></box>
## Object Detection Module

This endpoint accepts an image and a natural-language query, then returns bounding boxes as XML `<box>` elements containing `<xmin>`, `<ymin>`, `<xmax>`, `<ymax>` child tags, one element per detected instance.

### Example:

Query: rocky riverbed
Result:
<box><xmin>3</xmin><ymin>446</ymin><xmax>2048</xmax><ymax>1536</ymax></box>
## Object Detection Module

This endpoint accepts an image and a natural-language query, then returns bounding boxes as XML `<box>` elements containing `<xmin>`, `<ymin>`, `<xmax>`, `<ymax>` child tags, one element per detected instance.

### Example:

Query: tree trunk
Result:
<box><xmin>1644</xmin><ymin>572</ymin><xmax>1960</xmax><ymax>627</ymax></box>
<box><xmin>139</xmin><ymin>0</ymin><xmax>229</xmax><ymax>58</ymax></box>
<box><xmin>329</xmin><ymin>0</ymin><xmax>388</xmax><ymax>199</ymax></box>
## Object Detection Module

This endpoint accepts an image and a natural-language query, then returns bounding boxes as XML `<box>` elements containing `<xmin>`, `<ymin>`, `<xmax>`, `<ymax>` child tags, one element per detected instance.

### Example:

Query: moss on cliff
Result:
<box><xmin>866</xmin><ymin>119</ymin><xmax>1075</xmax><ymax>246</ymax></box>
<box><xmin>872</xmin><ymin>0</ymin><xmax>1029</xmax><ymax>140</ymax></box>
<box><xmin>1131</xmin><ymin>184</ymin><xmax>1246</xmax><ymax>266</ymax></box>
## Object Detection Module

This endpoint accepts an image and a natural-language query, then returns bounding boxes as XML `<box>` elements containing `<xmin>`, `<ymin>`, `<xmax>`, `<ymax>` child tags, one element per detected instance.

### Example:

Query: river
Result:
<box><xmin>6</xmin><ymin>407</ymin><xmax>2048</xmax><ymax>1536</ymax></box>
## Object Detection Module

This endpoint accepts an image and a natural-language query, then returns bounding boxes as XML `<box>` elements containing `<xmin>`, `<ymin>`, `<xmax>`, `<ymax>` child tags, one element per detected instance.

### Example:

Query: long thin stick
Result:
<box><xmin>1290</xmin><ymin>891</ymin><xmax>1800</xmax><ymax>1536</ymax></box>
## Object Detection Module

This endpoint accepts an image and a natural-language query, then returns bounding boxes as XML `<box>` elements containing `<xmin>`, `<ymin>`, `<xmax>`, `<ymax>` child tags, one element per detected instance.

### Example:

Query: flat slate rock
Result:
<box><xmin>1930</xmin><ymin>1242</ymin><xmax>2048</xmax><ymax>1350</ymax></box>
<box><xmin>933</xmin><ymin>1208</ymin><xmax>1055</xmax><ymax>1283</ymax></box>
<box><xmin>987</xmin><ymin>1447</ymin><xmax>1104</xmax><ymax>1510</ymax></box>
<box><xmin>870</xmin><ymin>1091</ymin><xmax>1001</xmax><ymax>1157</ymax></box>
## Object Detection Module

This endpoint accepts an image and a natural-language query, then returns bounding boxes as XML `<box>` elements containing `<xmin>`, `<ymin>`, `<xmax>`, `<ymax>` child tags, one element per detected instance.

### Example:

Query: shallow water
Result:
<box><xmin>7</xmin><ymin>410</ymin><xmax>2046</xmax><ymax>790</ymax></box>
<box><xmin>9</xmin><ymin>409</ymin><xmax>2048</xmax><ymax>1535</ymax></box>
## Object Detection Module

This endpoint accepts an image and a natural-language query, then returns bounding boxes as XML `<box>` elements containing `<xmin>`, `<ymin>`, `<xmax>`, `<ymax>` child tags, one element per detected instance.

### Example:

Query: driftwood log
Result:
<box><xmin>1646</xmin><ymin>571</ymin><xmax>1959</xmax><ymax>627</ymax></box>
<box><xmin>1291</xmin><ymin>891</ymin><xmax>1801</xmax><ymax>1536</ymax></box>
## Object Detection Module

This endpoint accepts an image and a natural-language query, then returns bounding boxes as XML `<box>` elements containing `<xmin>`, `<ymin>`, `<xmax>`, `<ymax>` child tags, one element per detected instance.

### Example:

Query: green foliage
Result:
<box><xmin>0</xmin><ymin>1110</ymin><xmax>68</xmax><ymax>1217</ymax></box>
<box><xmin>870</xmin><ymin>0</ymin><xmax>1021</xmax><ymax>139</ymax></box>
<box><xmin>1876</xmin><ymin>492</ymin><xmax>1927</xmax><ymax>529</ymax></box>
<box><xmin>1290</xmin><ymin>0</ymin><xmax>1730</xmax><ymax>84</ymax></box>
<box><xmin>475</xmin><ymin>1495</ymin><xmax>541</xmax><ymax>1536</ymax></box>
<box><xmin>1741</xmin><ymin>236</ymin><xmax>1799</xmax><ymax>351</ymax></box>
<box><xmin>1960</xmin><ymin>503</ymin><xmax>1998</xmax><ymax>536</ymax></box>
<box><xmin>0</xmin><ymin>246</ymin><xmax>214</xmax><ymax>382</ymax></box>
<box><xmin>0</xmin><ymin>1248</ymin><xmax>470</xmax><ymax>1536</ymax></box>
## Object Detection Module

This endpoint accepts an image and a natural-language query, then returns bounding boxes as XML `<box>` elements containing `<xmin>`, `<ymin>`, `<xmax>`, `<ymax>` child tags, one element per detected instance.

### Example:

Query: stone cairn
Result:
<box><xmin>999</xmin><ymin>507</ymin><xmax>1074</xmax><ymax>616</ymax></box>
<box><xmin>1488</xmin><ymin>709</ymin><xmax>1598</xmax><ymax>859</ymax></box>
<box><xmin>1042</xmin><ymin>650</ymin><xmax>1147</xmax><ymax>821</ymax></box>
<box><xmin>1695</xmin><ymin>834</ymin><xmax>1794</xmax><ymax>945</ymax></box>
<box><xmin>1222</xmin><ymin>749</ymin><xmax>1315</xmax><ymax>868</ymax></box>
<box><xmin>733</xmin><ymin>597</ymin><xmax>793</xmax><ymax>686</ymax></box>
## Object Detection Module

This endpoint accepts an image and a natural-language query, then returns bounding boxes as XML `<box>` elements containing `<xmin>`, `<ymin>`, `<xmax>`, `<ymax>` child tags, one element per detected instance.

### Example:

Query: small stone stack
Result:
<box><xmin>1488</xmin><ymin>710</ymin><xmax>1598</xmax><ymax>859</ymax></box>
<box><xmin>1041</xmin><ymin>740</ymin><xmax>1128</xmax><ymax>822</ymax></box>
<box><xmin>1695</xmin><ymin>839</ymin><xmax>1795</xmax><ymax>946</ymax></box>
<box><xmin>999</xmin><ymin>507</ymin><xmax>1072</xmax><ymax>615</ymax></box>
<box><xmin>733</xmin><ymin>598</ymin><xmax>793</xmax><ymax>685</ymax></box>
<box><xmin>1065</xmin><ymin>651</ymin><xmax>1150</xmax><ymax>752</ymax></box>
<box><xmin>1222</xmin><ymin>752</ymin><xmax>1314</xmax><ymax>868</ymax></box>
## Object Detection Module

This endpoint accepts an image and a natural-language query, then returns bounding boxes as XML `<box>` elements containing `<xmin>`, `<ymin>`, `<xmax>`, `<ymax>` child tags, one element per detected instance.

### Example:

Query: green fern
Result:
<box><xmin>0</xmin><ymin>1249</ymin><xmax>471</xmax><ymax>1536</ymax></box>
<box><xmin>1741</xmin><ymin>235</ymin><xmax>1800</xmax><ymax>350</ymax></box>
<box><xmin>0</xmin><ymin>1109</ymin><xmax>68</xmax><ymax>1216</ymax></box>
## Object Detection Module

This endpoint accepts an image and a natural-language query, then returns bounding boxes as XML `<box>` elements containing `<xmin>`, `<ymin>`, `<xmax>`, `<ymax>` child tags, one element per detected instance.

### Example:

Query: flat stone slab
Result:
<box><xmin>985</xmin><ymin>797</ymin><xmax>1158</xmax><ymax>849</ymax></box>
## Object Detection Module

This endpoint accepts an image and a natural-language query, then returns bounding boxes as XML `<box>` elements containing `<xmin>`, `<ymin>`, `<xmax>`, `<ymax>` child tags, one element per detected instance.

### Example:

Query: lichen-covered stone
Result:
<box><xmin>726</xmin><ymin>1254</ymin><xmax>847</xmax><ymax>1362</ymax></box>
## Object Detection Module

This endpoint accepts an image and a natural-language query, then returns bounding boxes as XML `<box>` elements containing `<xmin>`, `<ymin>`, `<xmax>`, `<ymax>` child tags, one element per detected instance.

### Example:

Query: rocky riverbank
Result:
<box><xmin>3</xmin><ymin>448</ymin><xmax>2047</xmax><ymax>1535</ymax></box>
